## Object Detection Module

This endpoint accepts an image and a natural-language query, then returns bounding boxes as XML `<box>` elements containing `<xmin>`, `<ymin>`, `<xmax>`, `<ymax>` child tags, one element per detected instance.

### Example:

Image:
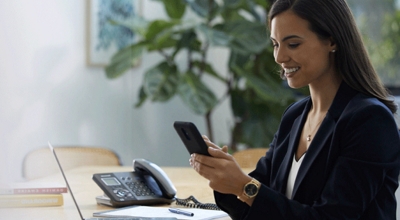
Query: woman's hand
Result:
<box><xmin>202</xmin><ymin>135</ymin><xmax>229</xmax><ymax>153</ymax></box>
<box><xmin>189</xmin><ymin>136</ymin><xmax>252</xmax><ymax>197</ymax></box>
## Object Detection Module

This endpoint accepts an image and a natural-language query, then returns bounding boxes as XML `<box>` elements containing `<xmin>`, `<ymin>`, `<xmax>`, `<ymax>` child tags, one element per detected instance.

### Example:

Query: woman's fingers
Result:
<box><xmin>208</xmin><ymin>147</ymin><xmax>230</xmax><ymax>160</ymax></box>
<box><xmin>221</xmin><ymin>145</ymin><xmax>228</xmax><ymax>153</ymax></box>
<box><xmin>202</xmin><ymin>135</ymin><xmax>209</xmax><ymax>141</ymax></box>
<box><xmin>190</xmin><ymin>151</ymin><xmax>249</xmax><ymax>195</ymax></box>
<box><xmin>202</xmin><ymin>135</ymin><xmax>229</xmax><ymax>153</ymax></box>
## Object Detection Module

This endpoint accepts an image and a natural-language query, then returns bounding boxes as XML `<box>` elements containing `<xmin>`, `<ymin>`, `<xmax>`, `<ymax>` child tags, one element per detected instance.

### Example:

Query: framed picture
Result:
<box><xmin>86</xmin><ymin>0</ymin><xmax>142</xmax><ymax>67</ymax></box>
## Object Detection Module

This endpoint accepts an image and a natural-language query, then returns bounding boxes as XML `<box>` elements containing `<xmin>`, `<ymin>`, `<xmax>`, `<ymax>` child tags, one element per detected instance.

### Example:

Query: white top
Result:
<box><xmin>285</xmin><ymin>153</ymin><xmax>306</xmax><ymax>199</ymax></box>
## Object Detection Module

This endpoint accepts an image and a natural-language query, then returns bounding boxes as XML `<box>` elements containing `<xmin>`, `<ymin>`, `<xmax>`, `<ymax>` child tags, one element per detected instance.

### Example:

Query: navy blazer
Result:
<box><xmin>215</xmin><ymin>82</ymin><xmax>400</xmax><ymax>219</ymax></box>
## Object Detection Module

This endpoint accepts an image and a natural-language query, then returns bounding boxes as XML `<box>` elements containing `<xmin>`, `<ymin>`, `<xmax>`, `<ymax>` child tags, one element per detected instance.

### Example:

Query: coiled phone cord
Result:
<box><xmin>175</xmin><ymin>195</ymin><xmax>221</xmax><ymax>210</ymax></box>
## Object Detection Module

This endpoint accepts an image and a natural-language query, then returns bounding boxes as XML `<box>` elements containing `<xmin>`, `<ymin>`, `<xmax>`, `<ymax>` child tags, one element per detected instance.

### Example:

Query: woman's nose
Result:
<box><xmin>274</xmin><ymin>47</ymin><xmax>289</xmax><ymax>64</ymax></box>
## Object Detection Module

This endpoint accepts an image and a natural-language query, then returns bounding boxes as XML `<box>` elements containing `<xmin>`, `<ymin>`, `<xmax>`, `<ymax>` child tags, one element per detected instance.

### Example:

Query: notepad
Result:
<box><xmin>93</xmin><ymin>206</ymin><xmax>228</xmax><ymax>220</ymax></box>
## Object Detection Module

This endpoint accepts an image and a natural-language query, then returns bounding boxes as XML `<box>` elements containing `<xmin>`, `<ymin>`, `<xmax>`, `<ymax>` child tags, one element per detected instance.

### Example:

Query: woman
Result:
<box><xmin>189</xmin><ymin>0</ymin><xmax>400</xmax><ymax>219</ymax></box>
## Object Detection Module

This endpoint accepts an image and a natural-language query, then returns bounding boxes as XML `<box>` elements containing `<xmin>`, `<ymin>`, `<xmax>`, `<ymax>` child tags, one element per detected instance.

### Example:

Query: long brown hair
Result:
<box><xmin>268</xmin><ymin>0</ymin><xmax>397</xmax><ymax>114</ymax></box>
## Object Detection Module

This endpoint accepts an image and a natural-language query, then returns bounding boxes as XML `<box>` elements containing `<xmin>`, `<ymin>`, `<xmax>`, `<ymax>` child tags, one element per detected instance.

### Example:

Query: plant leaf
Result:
<box><xmin>178</xmin><ymin>71</ymin><xmax>218</xmax><ymax>115</ymax></box>
<box><xmin>231</xmin><ymin>89</ymin><xmax>283</xmax><ymax>147</ymax></box>
<box><xmin>241</xmin><ymin>0</ymin><xmax>263</xmax><ymax>22</ymax></box>
<box><xmin>252</xmin><ymin>0</ymin><xmax>269</xmax><ymax>8</ymax></box>
<box><xmin>143</xmin><ymin>62</ymin><xmax>180</xmax><ymax>102</ymax></box>
<box><xmin>147</xmin><ymin>31</ymin><xmax>179</xmax><ymax>51</ymax></box>
<box><xmin>110</xmin><ymin>41</ymin><xmax>145</xmax><ymax>63</ymax></box>
<box><xmin>192</xmin><ymin>60</ymin><xmax>225</xmax><ymax>82</ymax></box>
<box><xmin>230</xmin><ymin>89</ymin><xmax>247</xmax><ymax>118</ymax></box>
<box><xmin>197</xmin><ymin>24</ymin><xmax>232</xmax><ymax>46</ymax></box>
<box><xmin>108</xmin><ymin>16</ymin><xmax>149</xmax><ymax>37</ymax></box>
<box><xmin>160</xmin><ymin>0</ymin><xmax>186</xmax><ymax>19</ymax></box>
<box><xmin>228</xmin><ymin>50</ymin><xmax>251</xmax><ymax>71</ymax></box>
<box><xmin>241</xmin><ymin>116</ymin><xmax>277</xmax><ymax>147</ymax></box>
<box><xmin>185</xmin><ymin>0</ymin><xmax>219</xmax><ymax>18</ymax></box>
<box><xmin>223</xmin><ymin>0</ymin><xmax>242</xmax><ymax>8</ymax></box>
<box><xmin>145</xmin><ymin>20</ymin><xmax>180</xmax><ymax>51</ymax></box>
<box><xmin>232</xmin><ymin>65</ymin><xmax>292</xmax><ymax>103</ymax></box>
<box><xmin>105</xmin><ymin>43</ymin><xmax>144</xmax><ymax>79</ymax></box>
<box><xmin>145</xmin><ymin>20</ymin><xmax>179</xmax><ymax>41</ymax></box>
<box><xmin>215</xmin><ymin>20</ymin><xmax>269</xmax><ymax>54</ymax></box>
<box><xmin>176</xmin><ymin>29</ymin><xmax>201</xmax><ymax>52</ymax></box>
<box><xmin>135</xmin><ymin>86</ymin><xmax>148</xmax><ymax>108</ymax></box>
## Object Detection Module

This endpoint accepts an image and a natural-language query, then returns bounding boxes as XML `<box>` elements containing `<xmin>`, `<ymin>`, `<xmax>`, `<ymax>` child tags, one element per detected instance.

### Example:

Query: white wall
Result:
<box><xmin>0</xmin><ymin>0</ymin><xmax>232</xmax><ymax>182</ymax></box>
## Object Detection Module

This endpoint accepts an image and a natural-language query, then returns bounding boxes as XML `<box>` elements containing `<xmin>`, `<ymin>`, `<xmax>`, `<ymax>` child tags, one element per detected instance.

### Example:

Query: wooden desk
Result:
<box><xmin>0</xmin><ymin>166</ymin><xmax>243</xmax><ymax>219</ymax></box>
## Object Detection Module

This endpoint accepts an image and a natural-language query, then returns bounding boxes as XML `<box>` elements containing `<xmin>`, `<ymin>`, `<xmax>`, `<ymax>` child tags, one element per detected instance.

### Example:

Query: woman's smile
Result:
<box><xmin>284</xmin><ymin>67</ymin><xmax>300</xmax><ymax>77</ymax></box>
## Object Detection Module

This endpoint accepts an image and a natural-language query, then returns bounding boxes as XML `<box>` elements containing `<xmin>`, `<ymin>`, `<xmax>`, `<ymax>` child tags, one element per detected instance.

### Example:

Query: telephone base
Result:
<box><xmin>95</xmin><ymin>194</ymin><xmax>175</xmax><ymax>207</ymax></box>
<box><xmin>96</xmin><ymin>194</ymin><xmax>114</xmax><ymax>207</ymax></box>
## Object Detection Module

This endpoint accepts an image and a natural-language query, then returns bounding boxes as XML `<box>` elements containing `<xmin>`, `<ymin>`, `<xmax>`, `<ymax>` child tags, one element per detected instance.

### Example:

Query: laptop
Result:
<box><xmin>48</xmin><ymin>142</ymin><xmax>176</xmax><ymax>220</ymax></box>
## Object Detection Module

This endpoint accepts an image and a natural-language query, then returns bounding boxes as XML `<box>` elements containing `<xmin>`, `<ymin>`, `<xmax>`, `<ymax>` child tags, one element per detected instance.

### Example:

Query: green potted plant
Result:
<box><xmin>105</xmin><ymin>0</ymin><xmax>297</xmax><ymax>151</ymax></box>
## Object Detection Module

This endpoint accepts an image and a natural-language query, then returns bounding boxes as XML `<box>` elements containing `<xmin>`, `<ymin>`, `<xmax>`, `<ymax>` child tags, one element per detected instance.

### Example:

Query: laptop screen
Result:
<box><xmin>48</xmin><ymin>142</ymin><xmax>85</xmax><ymax>220</ymax></box>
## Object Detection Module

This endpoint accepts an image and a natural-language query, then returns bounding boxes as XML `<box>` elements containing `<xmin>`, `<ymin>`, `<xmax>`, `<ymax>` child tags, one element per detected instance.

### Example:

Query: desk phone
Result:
<box><xmin>93</xmin><ymin>158</ymin><xmax>176</xmax><ymax>207</ymax></box>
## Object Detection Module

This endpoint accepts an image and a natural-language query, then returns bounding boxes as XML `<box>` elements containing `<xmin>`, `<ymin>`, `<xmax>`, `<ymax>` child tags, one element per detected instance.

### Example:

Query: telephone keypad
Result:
<box><xmin>108</xmin><ymin>175</ymin><xmax>157</xmax><ymax>199</ymax></box>
<box><xmin>125</xmin><ymin>180</ymin><xmax>156</xmax><ymax>197</ymax></box>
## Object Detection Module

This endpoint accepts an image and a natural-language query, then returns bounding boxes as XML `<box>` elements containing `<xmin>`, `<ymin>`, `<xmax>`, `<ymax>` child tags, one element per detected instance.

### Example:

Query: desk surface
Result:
<box><xmin>0</xmin><ymin>166</ymin><xmax>244</xmax><ymax>220</ymax></box>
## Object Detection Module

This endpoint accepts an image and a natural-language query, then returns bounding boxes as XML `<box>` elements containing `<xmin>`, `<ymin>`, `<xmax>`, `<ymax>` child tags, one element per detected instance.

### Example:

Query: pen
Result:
<box><xmin>168</xmin><ymin>208</ymin><xmax>194</xmax><ymax>217</ymax></box>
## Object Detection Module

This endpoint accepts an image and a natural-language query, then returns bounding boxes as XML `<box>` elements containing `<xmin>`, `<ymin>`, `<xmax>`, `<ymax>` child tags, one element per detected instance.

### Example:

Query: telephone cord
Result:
<box><xmin>175</xmin><ymin>195</ymin><xmax>221</xmax><ymax>210</ymax></box>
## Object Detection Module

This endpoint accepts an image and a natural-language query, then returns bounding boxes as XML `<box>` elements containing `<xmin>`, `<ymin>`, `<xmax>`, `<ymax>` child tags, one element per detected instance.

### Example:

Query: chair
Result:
<box><xmin>232</xmin><ymin>148</ymin><xmax>269</xmax><ymax>169</ymax></box>
<box><xmin>22</xmin><ymin>146</ymin><xmax>122</xmax><ymax>180</ymax></box>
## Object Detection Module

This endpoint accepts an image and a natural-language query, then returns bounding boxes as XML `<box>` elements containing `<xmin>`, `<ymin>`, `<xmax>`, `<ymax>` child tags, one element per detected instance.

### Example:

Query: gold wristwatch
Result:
<box><xmin>237</xmin><ymin>178</ymin><xmax>261</xmax><ymax>202</ymax></box>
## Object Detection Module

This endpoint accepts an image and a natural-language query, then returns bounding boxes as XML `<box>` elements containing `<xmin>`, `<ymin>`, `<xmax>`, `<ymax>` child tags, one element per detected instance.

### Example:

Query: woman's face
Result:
<box><xmin>270</xmin><ymin>10</ymin><xmax>336</xmax><ymax>89</ymax></box>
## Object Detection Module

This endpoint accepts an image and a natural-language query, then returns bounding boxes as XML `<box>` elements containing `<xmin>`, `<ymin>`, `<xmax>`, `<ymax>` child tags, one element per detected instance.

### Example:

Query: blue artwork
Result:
<box><xmin>96</xmin><ymin>0</ymin><xmax>136</xmax><ymax>52</ymax></box>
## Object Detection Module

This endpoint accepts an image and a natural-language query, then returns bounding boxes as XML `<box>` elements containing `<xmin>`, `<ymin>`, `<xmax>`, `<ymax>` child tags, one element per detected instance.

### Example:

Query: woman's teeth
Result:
<box><xmin>284</xmin><ymin>67</ymin><xmax>300</xmax><ymax>74</ymax></box>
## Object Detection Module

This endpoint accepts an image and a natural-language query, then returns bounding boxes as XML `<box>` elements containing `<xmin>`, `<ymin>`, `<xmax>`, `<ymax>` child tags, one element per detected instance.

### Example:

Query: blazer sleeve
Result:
<box><xmin>214</xmin><ymin>131</ymin><xmax>277</xmax><ymax>219</ymax></box>
<box><xmin>215</xmin><ymin>102</ymin><xmax>400</xmax><ymax>219</ymax></box>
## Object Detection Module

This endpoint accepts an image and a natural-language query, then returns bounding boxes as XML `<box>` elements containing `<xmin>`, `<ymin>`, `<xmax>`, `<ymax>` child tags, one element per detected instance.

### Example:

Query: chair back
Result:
<box><xmin>232</xmin><ymin>148</ymin><xmax>269</xmax><ymax>169</ymax></box>
<box><xmin>23</xmin><ymin>146</ymin><xmax>121</xmax><ymax>180</ymax></box>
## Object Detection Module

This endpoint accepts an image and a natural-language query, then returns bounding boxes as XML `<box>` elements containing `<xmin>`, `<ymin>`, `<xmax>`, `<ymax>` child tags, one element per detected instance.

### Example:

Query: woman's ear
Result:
<box><xmin>329</xmin><ymin>37</ymin><xmax>337</xmax><ymax>52</ymax></box>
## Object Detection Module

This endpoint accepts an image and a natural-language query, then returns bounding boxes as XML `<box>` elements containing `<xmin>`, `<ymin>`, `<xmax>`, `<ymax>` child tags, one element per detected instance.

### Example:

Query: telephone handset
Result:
<box><xmin>92</xmin><ymin>158</ymin><xmax>177</xmax><ymax>207</ymax></box>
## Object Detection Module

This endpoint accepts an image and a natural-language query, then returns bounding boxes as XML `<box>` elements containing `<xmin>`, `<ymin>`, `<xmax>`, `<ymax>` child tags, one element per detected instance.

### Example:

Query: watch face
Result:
<box><xmin>245</xmin><ymin>183</ymin><xmax>258</xmax><ymax>196</ymax></box>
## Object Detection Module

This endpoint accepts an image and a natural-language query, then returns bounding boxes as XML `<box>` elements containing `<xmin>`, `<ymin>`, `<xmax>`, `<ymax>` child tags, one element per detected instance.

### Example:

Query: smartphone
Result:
<box><xmin>173</xmin><ymin>121</ymin><xmax>211</xmax><ymax>156</ymax></box>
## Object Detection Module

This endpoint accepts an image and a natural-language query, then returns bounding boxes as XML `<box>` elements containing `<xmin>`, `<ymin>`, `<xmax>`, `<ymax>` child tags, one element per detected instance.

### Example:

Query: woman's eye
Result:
<box><xmin>289</xmin><ymin>43</ymin><xmax>300</xmax><ymax>48</ymax></box>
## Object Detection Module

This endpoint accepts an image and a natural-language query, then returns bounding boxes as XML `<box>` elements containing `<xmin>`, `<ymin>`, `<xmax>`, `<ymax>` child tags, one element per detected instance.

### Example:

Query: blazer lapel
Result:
<box><xmin>291</xmin><ymin>114</ymin><xmax>335</xmax><ymax>197</ymax></box>
<box><xmin>275</xmin><ymin>99</ymin><xmax>312</xmax><ymax>194</ymax></box>
<box><xmin>291</xmin><ymin>82</ymin><xmax>359</xmax><ymax>198</ymax></box>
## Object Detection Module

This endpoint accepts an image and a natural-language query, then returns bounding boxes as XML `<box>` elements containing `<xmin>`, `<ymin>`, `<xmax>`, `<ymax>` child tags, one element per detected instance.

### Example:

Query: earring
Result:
<box><xmin>331</xmin><ymin>50</ymin><xmax>336</xmax><ymax>53</ymax></box>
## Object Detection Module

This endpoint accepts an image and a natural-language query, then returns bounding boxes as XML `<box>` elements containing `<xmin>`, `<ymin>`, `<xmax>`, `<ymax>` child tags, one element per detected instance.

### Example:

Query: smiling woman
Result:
<box><xmin>188</xmin><ymin>0</ymin><xmax>400</xmax><ymax>219</ymax></box>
